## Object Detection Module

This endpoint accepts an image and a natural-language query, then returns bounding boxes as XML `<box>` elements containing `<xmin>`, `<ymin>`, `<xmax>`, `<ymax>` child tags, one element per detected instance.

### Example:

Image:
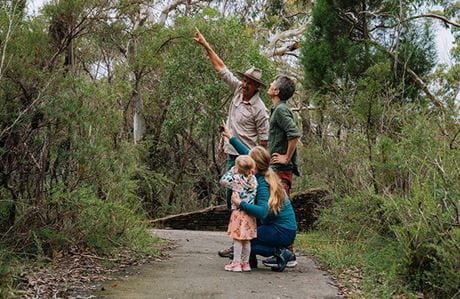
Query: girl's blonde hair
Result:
<box><xmin>235</xmin><ymin>155</ymin><xmax>256</xmax><ymax>176</ymax></box>
<box><xmin>249</xmin><ymin>146</ymin><xmax>286</xmax><ymax>214</ymax></box>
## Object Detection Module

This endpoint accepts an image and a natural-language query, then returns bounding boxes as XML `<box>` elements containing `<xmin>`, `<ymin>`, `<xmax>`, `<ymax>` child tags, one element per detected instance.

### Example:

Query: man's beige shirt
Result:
<box><xmin>219</xmin><ymin>67</ymin><xmax>269</xmax><ymax>155</ymax></box>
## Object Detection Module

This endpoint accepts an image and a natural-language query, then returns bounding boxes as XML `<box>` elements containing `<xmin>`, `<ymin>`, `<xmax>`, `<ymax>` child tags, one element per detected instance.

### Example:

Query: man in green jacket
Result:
<box><xmin>267</xmin><ymin>75</ymin><xmax>301</xmax><ymax>196</ymax></box>
<box><xmin>262</xmin><ymin>75</ymin><xmax>301</xmax><ymax>268</ymax></box>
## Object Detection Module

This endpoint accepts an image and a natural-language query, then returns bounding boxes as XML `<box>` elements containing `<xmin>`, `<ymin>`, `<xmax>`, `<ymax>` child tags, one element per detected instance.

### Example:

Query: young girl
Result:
<box><xmin>220</xmin><ymin>155</ymin><xmax>258</xmax><ymax>272</ymax></box>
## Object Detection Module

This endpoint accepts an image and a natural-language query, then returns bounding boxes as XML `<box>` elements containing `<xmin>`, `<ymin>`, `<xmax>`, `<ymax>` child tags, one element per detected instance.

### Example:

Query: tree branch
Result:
<box><xmin>158</xmin><ymin>0</ymin><xmax>208</xmax><ymax>25</ymax></box>
<box><xmin>266</xmin><ymin>41</ymin><xmax>300</xmax><ymax>57</ymax></box>
<box><xmin>405</xmin><ymin>13</ymin><xmax>460</xmax><ymax>28</ymax></box>
<box><xmin>47</xmin><ymin>3</ymin><xmax>107</xmax><ymax>69</ymax></box>
<box><xmin>368</xmin><ymin>13</ymin><xmax>460</xmax><ymax>31</ymax></box>
<box><xmin>266</xmin><ymin>25</ymin><xmax>307</xmax><ymax>49</ymax></box>
<box><xmin>450</xmin><ymin>128</ymin><xmax>460</xmax><ymax>150</ymax></box>
<box><xmin>369</xmin><ymin>39</ymin><xmax>445</xmax><ymax>111</ymax></box>
<box><xmin>0</xmin><ymin>2</ymin><xmax>18</xmax><ymax>81</ymax></box>
<box><xmin>0</xmin><ymin>75</ymin><xmax>56</xmax><ymax>139</ymax></box>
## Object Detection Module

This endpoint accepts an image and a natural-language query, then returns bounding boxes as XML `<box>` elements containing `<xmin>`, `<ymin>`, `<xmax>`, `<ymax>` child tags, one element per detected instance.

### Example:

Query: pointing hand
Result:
<box><xmin>193</xmin><ymin>28</ymin><xmax>207</xmax><ymax>46</ymax></box>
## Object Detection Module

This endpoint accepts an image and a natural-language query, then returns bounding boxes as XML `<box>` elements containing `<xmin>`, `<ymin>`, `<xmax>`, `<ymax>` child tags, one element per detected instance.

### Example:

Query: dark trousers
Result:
<box><xmin>251</xmin><ymin>224</ymin><xmax>296</xmax><ymax>257</ymax></box>
<box><xmin>225</xmin><ymin>155</ymin><xmax>238</xmax><ymax>212</ymax></box>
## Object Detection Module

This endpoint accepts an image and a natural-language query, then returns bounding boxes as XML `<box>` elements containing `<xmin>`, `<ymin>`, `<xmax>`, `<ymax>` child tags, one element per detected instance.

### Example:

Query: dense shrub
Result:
<box><xmin>296</xmin><ymin>12</ymin><xmax>459</xmax><ymax>288</ymax></box>
<box><xmin>296</xmin><ymin>104</ymin><xmax>460</xmax><ymax>297</ymax></box>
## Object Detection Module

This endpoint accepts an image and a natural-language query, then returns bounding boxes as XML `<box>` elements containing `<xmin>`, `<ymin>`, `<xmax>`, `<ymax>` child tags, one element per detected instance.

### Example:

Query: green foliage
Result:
<box><xmin>135</xmin><ymin>16</ymin><xmax>275</xmax><ymax>216</ymax></box>
<box><xmin>0</xmin><ymin>2</ymin><xmax>161</xmax><ymax>293</ymax></box>
<box><xmin>297</xmin><ymin>6</ymin><xmax>459</xmax><ymax>291</ymax></box>
<box><xmin>317</xmin><ymin>191</ymin><xmax>385</xmax><ymax>239</ymax></box>
<box><xmin>373</xmin><ymin>116</ymin><xmax>460</xmax><ymax>296</ymax></box>
<box><xmin>296</xmin><ymin>99</ymin><xmax>460</xmax><ymax>297</ymax></box>
<box><xmin>1</xmin><ymin>9</ymin><xmax>277</xmax><ymax>296</ymax></box>
<box><xmin>301</xmin><ymin>0</ymin><xmax>374</xmax><ymax>90</ymax></box>
<box><xmin>0</xmin><ymin>251</ymin><xmax>14</xmax><ymax>298</ymax></box>
<box><xmin>63</xmin><ymin>185</ymin><xmax>155</xmax><ymax>252</ymax></box>
<box><xmin>296</xmin><ymin>232</ymin><xmax>413</xmax><ymax>298</ymax></box>
<box><xmin>351</xmin><ymin>63</ymin><xmax>390</xmax><ymax>125</ymax></box>
<box><xmin>299</xmin><ymin>121</ymin><xmax>460</xmax><ymax>296</ymax></box>
<box><xmin>301</xmin><ymin>0</ymin><xmax>438</xmax><ymax>103</ymax></box>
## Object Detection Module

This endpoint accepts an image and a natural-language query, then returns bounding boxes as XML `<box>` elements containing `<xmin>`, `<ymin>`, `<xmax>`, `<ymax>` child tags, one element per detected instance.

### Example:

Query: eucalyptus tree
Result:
<box><xmin>299</xmin><ymin>0</ymin><xmax>460</xmax><ymax>185</ymax></box>
<box><xmin>302</xmin><ymin>0</ymin><xmax>459</xmax><ymax>109</ymax></box>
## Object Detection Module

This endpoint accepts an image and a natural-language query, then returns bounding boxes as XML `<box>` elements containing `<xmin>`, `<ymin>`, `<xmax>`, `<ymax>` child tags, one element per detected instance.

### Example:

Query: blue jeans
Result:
<box><xmin>251</xmin><ymin>225</ymin><xmax>296</xmax><ymax>257</ymax></box>
<box><xmin>225</xmin><ymin>155</ymin><xmax>237</xmax><ymax>212</ymax></box>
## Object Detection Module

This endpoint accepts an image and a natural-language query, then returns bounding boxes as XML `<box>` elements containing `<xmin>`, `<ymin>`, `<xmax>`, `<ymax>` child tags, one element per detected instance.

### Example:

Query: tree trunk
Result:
<box><xmin>133</xmin><ymin>89</ymin><xmax>145</xmax><ymax>144</ymax></box>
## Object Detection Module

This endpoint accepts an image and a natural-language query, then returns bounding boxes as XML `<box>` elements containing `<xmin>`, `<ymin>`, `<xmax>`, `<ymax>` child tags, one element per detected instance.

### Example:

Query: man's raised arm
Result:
<box><xmin>193</xmin><ymin>28</ymin><xmax>225</xmax><ymax>72</ymax></box>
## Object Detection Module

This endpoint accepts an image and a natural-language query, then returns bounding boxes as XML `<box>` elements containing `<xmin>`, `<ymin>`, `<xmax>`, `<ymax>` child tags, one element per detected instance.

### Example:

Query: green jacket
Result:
<box><xmin>269</xmin><ymin>101</ymin><xmax>301</xmax><ymax>175</ymax></box>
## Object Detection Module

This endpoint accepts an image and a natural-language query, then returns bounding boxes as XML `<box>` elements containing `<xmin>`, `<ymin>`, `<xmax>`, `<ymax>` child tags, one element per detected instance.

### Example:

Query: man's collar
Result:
<box><xmin>272</xmin><ymin>100</ymin><xmax>287</xmax><ymax>108</ymax></box>
<box><xmin>241</xmin><ymin>91</ymin><xmax>260</xmax><ymax>105</ymax></box>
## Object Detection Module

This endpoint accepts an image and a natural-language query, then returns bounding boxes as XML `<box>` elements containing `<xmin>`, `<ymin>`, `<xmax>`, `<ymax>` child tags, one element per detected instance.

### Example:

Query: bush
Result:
<box><xmin>297</xmin><ymin>104</ymin><xmax>460</xmax><ymax>297</ymax></box>
<box><xmin>0</xmin><ymin>252</ymin><xmax>13</xmax><ymax>298</ymax></box>
<box><xmin>316</xmin><ymin>190</ymin><xmax>384</xmax><ymax>240</ymax></box>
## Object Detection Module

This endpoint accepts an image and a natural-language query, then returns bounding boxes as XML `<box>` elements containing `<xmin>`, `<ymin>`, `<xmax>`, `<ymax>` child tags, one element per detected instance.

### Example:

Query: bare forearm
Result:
<box><xmin>202</xmin><ymin>43</ymin><xmax>225</xmax><ymax>72</ymax></box>
<box><xmin>285</xmin><ymin>138</ymin><xmax>299</xmax><ymax>162</ymax></box>
<box><xmin>194</xmin><ymin>29</ymin><xmax>225</xmax><ymax>72</ymax></box>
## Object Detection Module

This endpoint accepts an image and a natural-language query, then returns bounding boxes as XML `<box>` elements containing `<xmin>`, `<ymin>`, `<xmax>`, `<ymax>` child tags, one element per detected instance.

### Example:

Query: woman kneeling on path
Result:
<box><xmin>222</xmin><ymin>127</ymin><xmax>297</xmax><ymax>272</ymax></box>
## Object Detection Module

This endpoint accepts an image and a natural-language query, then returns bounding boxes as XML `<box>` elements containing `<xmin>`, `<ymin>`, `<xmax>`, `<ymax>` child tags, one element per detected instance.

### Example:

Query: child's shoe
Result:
<box><xmin>224</xmin><ymin>263</ymin><xmax>242</xmax><ymax>272</ymax></box>
<box><xmin>241</xmin><ymin>261</ymin><xmax>251</xmax><ymax>272</ymax></box>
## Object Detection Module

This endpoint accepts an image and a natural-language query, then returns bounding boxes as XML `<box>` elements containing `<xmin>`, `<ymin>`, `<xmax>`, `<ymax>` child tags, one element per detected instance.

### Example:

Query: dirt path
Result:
<box><xmin>98</xmin><ymin>229</ymin><xmax>341</xmax><ymax>299</ymax></box>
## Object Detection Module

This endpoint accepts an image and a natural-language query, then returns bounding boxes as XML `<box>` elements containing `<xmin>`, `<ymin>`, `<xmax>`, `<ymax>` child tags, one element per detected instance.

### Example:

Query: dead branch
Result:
<box><xmin>266</xmin><ymin>25</ymin><xmax>307</xmax><ymax>49</ymax></box>
<box><xmin>266</xmin><ymin>41</ymin><xmax>300</xmax><ymax>57</ymax></box>
<box><xmin>0</xmin><ymin>2</ymin><xmax>18</xmax><ymax>82</ymax></box>
<box><xmin>158</xmin><ymin>0</ymin><xmax>210</xmax><ymax>25</ymax></box>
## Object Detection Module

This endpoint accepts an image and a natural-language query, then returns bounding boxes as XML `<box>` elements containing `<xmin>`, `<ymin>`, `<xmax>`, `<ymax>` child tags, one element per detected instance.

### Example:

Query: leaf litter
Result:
<box><xmin>13</xmin><ymin>241</ymin><xmax>175</xmax><ymax>298</ymax></box>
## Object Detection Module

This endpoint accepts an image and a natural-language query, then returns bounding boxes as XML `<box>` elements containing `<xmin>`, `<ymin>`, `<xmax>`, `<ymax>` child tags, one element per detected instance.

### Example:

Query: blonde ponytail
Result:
<box><xmin>265</xmin><ymin>168</ymin><xmax>286</xmax><ymax>214</ymax></box>
<box><xmin>248</xmin><ymin>146</ymin><xmax>286</xmax><ymax>214</ymax></box>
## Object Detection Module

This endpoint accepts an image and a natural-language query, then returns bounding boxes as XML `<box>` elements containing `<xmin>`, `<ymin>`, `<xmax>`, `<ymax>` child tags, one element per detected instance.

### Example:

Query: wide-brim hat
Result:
<box><xmin>236</xmin><ymin>67</ymin><xmax>267</xmax><ymax>88</ymax></box>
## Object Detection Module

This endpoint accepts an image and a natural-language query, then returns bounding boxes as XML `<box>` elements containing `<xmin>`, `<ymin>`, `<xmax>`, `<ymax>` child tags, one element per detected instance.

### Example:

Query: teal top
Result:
<box><xmin>229</xmin><ymin>136</ymin><xmax>297</xmax><ymax>231</ymax></box>
<box><xmin>269</xmin><ymin>101</ymin><xmax>301</xmax><ymax>175</ymax></box>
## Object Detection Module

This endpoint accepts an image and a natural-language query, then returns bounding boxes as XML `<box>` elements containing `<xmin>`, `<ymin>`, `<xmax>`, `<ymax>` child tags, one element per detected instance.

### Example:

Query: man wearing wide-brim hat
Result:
<box><xmin>194</xmin><ymin>28</ymin><xmax>269</xmax><ymax>257</ymax></box>
<box><xmin>194</xmin><ymin>29</ymin><xmax>268</xmax><ymax>109</ymax></box>
<box><xmin>193</xmin><ymin>28</ymin><xmax>269</xmax><ymax>180</ymax></box>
